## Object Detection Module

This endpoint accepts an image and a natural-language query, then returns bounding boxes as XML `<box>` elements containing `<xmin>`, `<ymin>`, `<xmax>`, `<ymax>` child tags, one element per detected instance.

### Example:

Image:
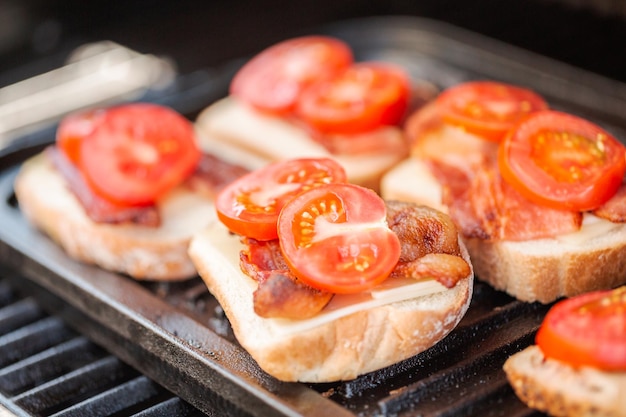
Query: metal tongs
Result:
<box><xmin>0</xmin><ymin>41</ymin><xmax>176</xmax><ymax>148</ymax></box>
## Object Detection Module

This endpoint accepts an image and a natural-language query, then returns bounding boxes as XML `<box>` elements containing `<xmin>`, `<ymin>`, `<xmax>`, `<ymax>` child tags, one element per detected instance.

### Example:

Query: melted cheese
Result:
<box><xmin>198</xmin><ymin>97</ymin><xmax>330</xmax><ymax>162</ymax></box>
<box><xmin>195</xmin><ymin>97</ymin><xmax>406</xmax><ymax>186</ymax></box>
<box><xmin>556</xmin><ymin>213</ymin><xmax>621</xmax><ymax>245</ymax></box>
<box><xmin>380</xmin><ymin>158</ymin><xmax>446</xmax><ymax>213</ymax></box>
<box><xmin>267</xmin><ymin>277</ymin><xmax>447</xmax><ymax>337</ymax></box>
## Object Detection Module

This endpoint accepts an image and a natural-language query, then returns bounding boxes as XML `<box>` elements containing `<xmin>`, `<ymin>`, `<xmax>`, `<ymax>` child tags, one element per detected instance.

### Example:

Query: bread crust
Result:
<box><xmin>15</xmin><ymin>153</ymin><xmax>216</xmax><ymax>280</ymax></box>
<box><xmin>504</xmin><ymin>346</ymin><xmax>626</xmax><ymax>417</ymax></box>
<box><xmin>464</xmin><ymin>234</ymin><xmax>626</xmax><ymax>303</ymax></box>
<box><xmin>188</xmin><ymin>221</ymin><xmax>473</xmax><ymax>382</ymax></box>
<box><xmin>381</xmin><ymin>158</ymin><xmax>626</xmax><ymax>303</ymax></box>
<box><xmin>194</xmin><ymin>97</ymin><xmax>408</xmax><ymax>192</ymax></box>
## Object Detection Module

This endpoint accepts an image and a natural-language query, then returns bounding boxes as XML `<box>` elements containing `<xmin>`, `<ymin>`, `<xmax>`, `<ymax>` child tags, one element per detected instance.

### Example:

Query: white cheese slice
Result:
<box><xmin>202</xmin><ymin>221</ymin><xmax>447</xmax><ymax>337</ymax></box>
<box><xmin>194</xmin><ymin>97</ymin><xmax>406</xmax><ymax>186</ymax></box>
<box><xmin>380</xmin><ymin>158</ymin><xmax>446</xmax><ymax>213</ymax></box>
<box><xmin>197</xmin><ymin>97</ymin><xmax>329</xmax><ymax>163</ymax></box>
<box><xmin>266</xmin><ymin>277</ymin><xmax>446</xmax><ymax>337</ymax></box>
<box><xmin>556</xmin><ymin>213</ymin><xmax>621</xmax><ymax>245</ymax></box>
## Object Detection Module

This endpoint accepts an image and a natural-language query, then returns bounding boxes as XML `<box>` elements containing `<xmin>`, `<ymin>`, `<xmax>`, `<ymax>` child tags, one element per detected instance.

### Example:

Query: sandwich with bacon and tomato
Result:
<box><xmin>381</xmin><ymin>80</ymin><xmax>626</xmax><ymax>303</ymax></box>
<box><xmin>504</xmin><ymin>285</ymin><xmax>626</xmax><ymax>417</ymax></box>
<box><xmin>14</xmin><ymin>103</ymin><xmax>248</xmax><ymax>280</ymax></box>
<box><xmin>195</xmin><ymin>35</ymin><xmax>435</xmax><ymax>192</ymax></box>
<box><xmin>188</xmin><ymin>157</ymin><xmax>474</xmax><ymax>382</ymax></box>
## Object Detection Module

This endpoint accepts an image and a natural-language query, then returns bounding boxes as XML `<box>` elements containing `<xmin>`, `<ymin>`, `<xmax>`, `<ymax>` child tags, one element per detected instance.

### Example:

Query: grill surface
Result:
<box><xmin>0</xmin><ymin>271</ymin><xmax>209</xmax><ymax>417</ymax></box>
<box><xmin>1</xmin><ymin>16</ymin><xmax>626</xmax><ymax>417</ymax></box>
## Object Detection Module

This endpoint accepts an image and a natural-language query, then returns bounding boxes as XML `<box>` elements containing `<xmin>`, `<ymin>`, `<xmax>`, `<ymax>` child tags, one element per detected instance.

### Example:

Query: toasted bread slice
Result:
<box><xmin>15</xmin><ymin>153</ymin><xmax>216</xmax><ymax>280</ymax></box>
<box><xmin>381</xmin><ymin>158</ymin><xmax>626</xmax><ymax>303</ymax></box>
<box><xmin>504</xmin><ymin>346</ymin><xmax>626</xmax><ymax>417</ymax></box>
<box><xmin>188</xmin><ymin>219</ymin><xmax>473</xmax><ymax>382</ymax></box>
<box><xmin>195</xmin><ymin>97</ymin><xmax>409</xmax><ymax>192</ymax></box>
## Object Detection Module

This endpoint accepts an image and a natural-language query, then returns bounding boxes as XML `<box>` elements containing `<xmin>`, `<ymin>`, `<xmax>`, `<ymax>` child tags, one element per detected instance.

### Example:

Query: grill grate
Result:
<box><xmin>0</xmin><ymin>274</ymin><xmax>207</xmax><ymax>417</ymax></box>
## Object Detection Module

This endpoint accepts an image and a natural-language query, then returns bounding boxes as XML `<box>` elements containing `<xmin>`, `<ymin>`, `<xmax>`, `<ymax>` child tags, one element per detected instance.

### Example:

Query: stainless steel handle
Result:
<box><xmin>0</xmin><ymin>41</ymin><xmax>176</xmax><ymax>148</ymax></box>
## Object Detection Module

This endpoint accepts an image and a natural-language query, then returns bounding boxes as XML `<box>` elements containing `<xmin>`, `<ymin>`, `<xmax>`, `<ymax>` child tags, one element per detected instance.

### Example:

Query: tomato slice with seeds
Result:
<box><xmin>295</xmin><ymin>62</ymin><xmax>411</xmax><ymax>134</ymax></box>
<box><xmin>79</xmin><ymin>103</ymin><xmax>201</xmax><ymax>206</ymax></box>
<box><xmin>436</xmin><ymin>81</ymin><xmax>548</xmax><ymax>141</ymax></box>
<box><xmin>277</xmin><ymin>183</ymin><xmax>401</xmax><ymax>294</ymax></box>
<box><xmin>215</xmin><ymin>158</ymin><xmax>347</xmax><ymax>241</ymax></box>
<box><xmin>499</xmin><ymin>110</ymin><xmax>626</xmax><ymax>211</ymax></box>
<box><xmin>536</xmin><ymin>286</ymin><xmax>626</xmax><ymax>371</ymax></box>
<box><xmin>57</xmin><ymin>109</ymin><xmax>106</xmax><ymax>164</ymax></box>
<box><xmin>230</xmin><ymin>36</ymin><xmax>353</xmax><ymax>115</ymax></box>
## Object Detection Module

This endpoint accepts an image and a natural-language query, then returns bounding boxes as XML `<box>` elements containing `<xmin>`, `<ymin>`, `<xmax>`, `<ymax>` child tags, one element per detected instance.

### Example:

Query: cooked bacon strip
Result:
<box><xmin>407</xmin><ymin>102</ymin><xmax>496</xmax><ymax>179</ymax></box>
<box><xmin>393</xmin><ymin>253</ymin><xmax>471</xmax><ymax>288</ymax></box>
<box><xmin>184</xmin><ymin>153</ymin><xmax>249</xmax><ymax>198</ymax></box>
<box><xmin>253</xmin><ymin>272</ymin><xmax>333</xmax><ymax>319</ymax></box>
<box><xmin>494</xmin><ymin>172</ymin><xmax>583</xmax><ymax>240</ymax></box>
<box><xmin>240</xmin><ymin>238</ymin><xmax>333</xmax><ymax>318</ymax></box>
<box><xmin>239</xmin><ymin>237</ymin><xmax>291</xmax><ymax>282</ymax></box>
<box><xmin>407</xmin><ymin>104</ymin><xmax>585</xmax><ymax>240</ymax></box>
<box><xmin>434</xmin><ymin>162</ymin><xmax>492</xmax><ymax>240</ymax></box>
<box><xmin>304</xmin><ymin>84</ymin><xmax>436</xmax><ymax>157</ymax></box>
<box><xmin>241</xmin><ymin>200</ymin><xmax>471</xmax><ymax>317</ymax></box>
<box><xmin>415</xmin><ymin>127</ymin><xmax>582</xmax><ymax>241</ymax></box>
<box><xmin>386</xmin><ymin>199</ymin><xmax>461</xmax><ymax>259</ymax></box>
<box><xmin>434</xmin><ymin>159</ymin><xmax>583</xmax><ymax>241</ymax></box>
<box><xmin>47</xmin><ymin>146</ymin><xmax>160</xmax><ymax>226</ymax></box>
<box><xmin>49</xmin><ymin>146</ymin><xmax>248</xmax><ymax>227</ymax></box>
<box><xmin>310</xmin><ymin>126</ymin><xmax>409</xmax><ymax>156</ymax></box>
<box><xmin>593</xmin><ymin>183</ymin><xmax>626</xmax><ymax>222</ymax></box>
<box><xmin>386</xmin><ymin>200</ymin><xmax>469</xmax><ymax>288</ymax></box>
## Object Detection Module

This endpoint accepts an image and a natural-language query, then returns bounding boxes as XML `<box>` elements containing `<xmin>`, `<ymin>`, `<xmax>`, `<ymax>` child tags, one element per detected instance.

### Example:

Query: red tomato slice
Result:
<box><xmin>295</xmin><ymin>62</ymin><xmax>411</xmax><ymax>134</ymax></box>
<box><xmin>230</xmin><ymin>36</ymin><xmax>353</xmax><ymax>114</ymax></box>
<box><xmin>80</xmin><ymin>103</ymin><xmax>201</xmax><ymax>206</ymax></box>
<box><xmin>499</xmin><ymin>110</ymin><xmax>626</xmax><ymax>211</ymax></box>
<box><xmin>536</xmin><ymin>286</ymin><xmax>626</xmax><ymax>371</ymax></box>
<box><xmin>277</xmin><ymin>183</ymin><xmax>401</xmax><ymax>294</ymax></box>
<box><xmin>57</xmin><ymin>109</ymin><xmax>106</xmax><ymax>164</ymax></box>
<box><xmin>436</xmin><ymin>81</ymin><xmax>548</xmax><ymax>141</ymax></box>
<box><xmin>215</xmin><ymin>158</ymin><xmax>347</xmax><ymax>241</ymax></box>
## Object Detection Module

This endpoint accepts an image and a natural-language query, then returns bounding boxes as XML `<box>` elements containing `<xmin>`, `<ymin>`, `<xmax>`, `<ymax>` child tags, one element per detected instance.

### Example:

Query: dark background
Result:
<box><xmin>1</xmin><ymin>0</ymin><xmax>625</xmax><ymax>87</ymax></box>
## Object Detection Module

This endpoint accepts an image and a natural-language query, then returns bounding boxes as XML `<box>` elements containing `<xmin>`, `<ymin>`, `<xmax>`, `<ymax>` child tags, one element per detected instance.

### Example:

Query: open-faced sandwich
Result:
<box><xmin>195</xmin><ymin>35</ymin><xmax>435</xmax><ymax>191</ymax></box>
<box><xmin>188</xmin><ymin>157</ymin><xmax>473</xmax><ymax>382</ymax></box>
<box><xmin>14</xmin><ymin>103</ymin><xmax>248</xmax><ymax>280</ymax></box>
<box><xmin>381</xmin><ymin>80</ymin><xmax>626</xmax><ymax>303</ymax></box>
<box><xmin>504</xmin><ymin>285</ymin><xmax>626</xmax><ymax>417</ymax></box>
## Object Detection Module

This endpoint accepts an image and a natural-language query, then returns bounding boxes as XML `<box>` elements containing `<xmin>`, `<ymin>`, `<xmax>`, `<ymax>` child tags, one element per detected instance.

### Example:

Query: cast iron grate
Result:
<box><xmin>0</xmin><ymin>266</ymin><xmax>548</xmax><ymax>417</ymax></box>
<box><xmin>0</xmin><ymin>274</ymin><xmax>208</xmax><ymax>417</ymax></box>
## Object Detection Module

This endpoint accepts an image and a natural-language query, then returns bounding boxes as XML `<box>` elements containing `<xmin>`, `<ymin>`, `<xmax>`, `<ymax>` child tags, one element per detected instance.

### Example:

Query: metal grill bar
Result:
<box><xmin>0</xmin><ymin>282</ymin><xmax>210</xmax><ymax>417</ymax></box>
<box><xmin>0</xmin><ymin>274</ymin><xmax>210</xmax><ymax>416</ymax></box>
<box><xmin>12</xmin><ymin>356</ymin><xmax>134</xmax><ymax>415</ymax></box>
<box><xmin>0</xmin><ymin>337</ymin><xmax>106</xmax><ymax>396</ymax></box>
<box><xmin>0</xmin><ymin>298</ymin><xmax>45</xmax><ymax>335</ymax></box>
<box><xmin>50</xmin><ymin>376</ymin><xmax>165</xmax><ymax>417</ymax></box>
<box><xmin>131</xmin><ymin>397</ymin><xmax>207</xmax><ymax>417</ymax></box>
<box><xmin>0</xmin><ymin>318</ymin><xmax>75</xmax><ymax>369</ymax></box>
